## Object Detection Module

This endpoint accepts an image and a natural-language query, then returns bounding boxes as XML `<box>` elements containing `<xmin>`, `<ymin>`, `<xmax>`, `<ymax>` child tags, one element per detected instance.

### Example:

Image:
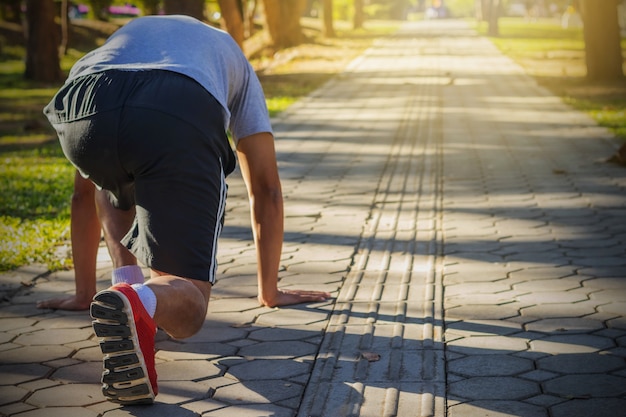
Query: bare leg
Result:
<box><xmin>146</xmin><ymin>270</ymin><xmax>212</xmax><ymax>339</ymax></box>
<box><xmin>95</xmin><ymin>190</ymin><xmax>137</xmax><ymax>268</ymax></box>
<box><xmin>37</xmin><ymin>172</ymin><xmax>100</xmax><ymax>310</ymax></box>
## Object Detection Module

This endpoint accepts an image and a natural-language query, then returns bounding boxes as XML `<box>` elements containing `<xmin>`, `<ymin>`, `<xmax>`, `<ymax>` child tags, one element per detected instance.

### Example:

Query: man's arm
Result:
<box><xmin>236</xmin><ymin>132</ymin><xmax>330</xmax><ymax>307</ymax></box>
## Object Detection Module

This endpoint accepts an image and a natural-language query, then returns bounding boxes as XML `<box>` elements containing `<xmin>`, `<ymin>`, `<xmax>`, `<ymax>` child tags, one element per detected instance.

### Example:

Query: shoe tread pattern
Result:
<box><xmin>91</xmin><ymin>290</ymin><xmax>154</xmax><ymax>405</ymax></box>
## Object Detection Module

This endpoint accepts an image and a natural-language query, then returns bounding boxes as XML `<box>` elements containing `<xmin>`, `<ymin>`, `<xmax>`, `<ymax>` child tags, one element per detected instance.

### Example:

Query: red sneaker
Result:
<box><xmin>90</xmin><ymin>283</ymin><xmax>158</xmax><ymax>405</ymax></box>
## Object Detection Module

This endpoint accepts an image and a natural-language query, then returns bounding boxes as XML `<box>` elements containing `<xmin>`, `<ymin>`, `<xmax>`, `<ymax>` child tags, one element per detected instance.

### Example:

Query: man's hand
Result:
<box><xmin>37</xmin><ymin>295</ymin><xmax>92</xmax><ymax>311</ymax></box>
<box><xmin>258</xmin><ymin>288</ymin><xmax>331</xmax><ymax>308</ymax></box>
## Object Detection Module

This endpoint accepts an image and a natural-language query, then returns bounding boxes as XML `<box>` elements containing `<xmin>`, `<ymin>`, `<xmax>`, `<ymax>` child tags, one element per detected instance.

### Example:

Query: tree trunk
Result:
<box><xmin>245</xmin><ymin>0</ymin><xmax>258</xmax><ymax>37</ymax></box>
<box><xmin>60</xmin><ymin>0</ymin><xmax>69</xmax><ymax>56</ymax></box>
<box><xmin>163</xmin><ymin>0</ymin><xmax>205</xmax><ymax>20</ymax></box>
<box><xmin>218</xmin><ymin>0</ymin><xmax>245</xmax><ymax>49</ymax></box>
<box><xmin>580</xmin><ymin>0</ymin><xmax>624</xmax><ymax>80</ymax></box>
<box><xmin>262</xmin><ymin>0</ymin><xmax>305</xmax><ymax>49</ymax></box>
<box><xmin>354</xmin><ymin>0</ymin><xmax>365</xmax><ymax>30</ymax></box>
<box><xmin>281</xmin><ymin>0</ymin><xmax>305</xmax><ymax>46</ymax></box>
<box><xmin>262</xmin><ymin>0</ymin><xmax>280</xmax><ymax>47</ymax></box>
<box><xmin>25</xmin><ymin>0</ymin><xmax>62</xmax><ymax>82</ymax></box>
<box><xmin>487</xmin><ymin>0</ymin><xmax>501</xmax><ymax>36</ymax></box>
<box><xmin>322</xmin><ymin>0</ymin><xmax>335</xmax><ymax>37</ymax></box>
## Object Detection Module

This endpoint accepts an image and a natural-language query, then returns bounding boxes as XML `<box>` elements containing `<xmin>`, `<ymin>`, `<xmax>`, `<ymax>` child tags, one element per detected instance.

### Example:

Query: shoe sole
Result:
<box><xmin>91</xmin><ymin>290</ymin><xmax>155</xmax><ymax>405</ymax></box>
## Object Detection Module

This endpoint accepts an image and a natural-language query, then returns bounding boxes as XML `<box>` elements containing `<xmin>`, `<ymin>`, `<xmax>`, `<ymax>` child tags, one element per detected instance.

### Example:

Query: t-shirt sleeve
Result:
<box><xmin>228</xmin><ymin>61</ymin><xmax>273</xmax><ymax>143</ymax></box>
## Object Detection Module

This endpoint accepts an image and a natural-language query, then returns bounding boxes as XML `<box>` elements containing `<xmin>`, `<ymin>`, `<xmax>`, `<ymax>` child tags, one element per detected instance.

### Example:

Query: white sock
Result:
<box><xmin>112</xmin><ymin>265</ymin><xmax>144</xmax><ymax>285</ymax></box>
<box><xmin>131</xmin><ymin>283</ymin><xmax>157</xmax><ymax>318</ymax></box>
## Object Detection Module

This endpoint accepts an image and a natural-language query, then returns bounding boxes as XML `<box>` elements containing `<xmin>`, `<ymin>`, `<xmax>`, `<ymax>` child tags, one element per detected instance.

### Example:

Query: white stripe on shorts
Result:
<box><xmin>209</xmin><ymin>159</ymin><xmax>227</xmax><ymax>284</ymax></box>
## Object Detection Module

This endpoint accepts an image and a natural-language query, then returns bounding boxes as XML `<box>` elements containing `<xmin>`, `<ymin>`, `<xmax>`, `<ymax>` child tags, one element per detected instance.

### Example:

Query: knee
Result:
<box><xmin>168</xmin><ymin>313</ymin><xmax>206</xmax><ymax>339</ymax></box>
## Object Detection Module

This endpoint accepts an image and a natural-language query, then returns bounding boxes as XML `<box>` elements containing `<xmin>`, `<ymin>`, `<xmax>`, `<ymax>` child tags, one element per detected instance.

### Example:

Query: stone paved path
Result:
<box><xmin>1</xmin><ymin>19</ymin><xmax>625</xmax><ymax>417</ymax></box>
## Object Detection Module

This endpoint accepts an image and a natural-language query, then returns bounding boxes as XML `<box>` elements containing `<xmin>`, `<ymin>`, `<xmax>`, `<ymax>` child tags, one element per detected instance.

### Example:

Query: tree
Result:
<box><xmin>579</xmin><ymin>0</ymin><xmax>624</xmax><ymax>80</ymax></box>
<box><xmin>487</xmin><ymin>0</ymin><xmax>501</xmax><ymax>36</ymax></box>
<box><xmin>262</xmin><ymin>0</ymin><xmax>306</xmax><ymax>49</ymax></box>
<box><xmin>163</xmin><ymin>0</ymin><xmax>205</xmax><ymax>20</ymax></box>
<box><xmin>218</xmin><ymin>0</ymin><xmax>245</xmax><ymax>49</ymax></box>
<box><xmin>322</xmin><ymin>0</ymin><xmax>335</xmax><ymax>37</ymax></box>
<box><xmin>60</xmin><ymin>0</ymin><xmax>69</xmax><ymax>56</ymax></box>
<box><xmin>354</xmin><ymin>0</ymin><xmax>365</xmax><ymax>30</ymax></box>
<box><xmin>25</xmin><ymin>0</ymin><xmax>62</xmax><ymax>82</ymax></box>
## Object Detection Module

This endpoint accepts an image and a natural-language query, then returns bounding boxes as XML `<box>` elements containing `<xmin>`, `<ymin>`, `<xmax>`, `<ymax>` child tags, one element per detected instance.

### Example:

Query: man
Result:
<box><xmin>44</xmin><ymin>15</ymin><xmax>330</xmax><ymax>405</ymax></box>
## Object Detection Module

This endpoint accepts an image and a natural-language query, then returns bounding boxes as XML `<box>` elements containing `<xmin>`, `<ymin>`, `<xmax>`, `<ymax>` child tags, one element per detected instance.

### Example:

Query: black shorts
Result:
<box><xmin>44</xmin><ymin>70</ymin><xmax>236</xmax><ymax>283</ymax></box>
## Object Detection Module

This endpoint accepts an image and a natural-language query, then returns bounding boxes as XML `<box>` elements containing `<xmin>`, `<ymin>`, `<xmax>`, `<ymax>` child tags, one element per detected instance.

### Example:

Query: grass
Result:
<box><xmin>0</xmin><ymin>18</ymin><xmax>397</xmax><ymax>272</ymax></box>
<box><xmin>0</xmin><ymin>39</ymin><xmax>77</xmax><ymax>270</ymax></box>
<box><xmin>475</xmin><ymin>17</ymin><xmax>626</xmax><ymax>144</ymax></box>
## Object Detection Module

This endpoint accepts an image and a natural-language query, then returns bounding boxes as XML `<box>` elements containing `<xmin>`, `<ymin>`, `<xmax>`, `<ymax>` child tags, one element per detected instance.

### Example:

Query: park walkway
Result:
<box><xmin>1</xmin><ymin>19</ymin><xmax>625</xmax><ymax>417</ymax></box>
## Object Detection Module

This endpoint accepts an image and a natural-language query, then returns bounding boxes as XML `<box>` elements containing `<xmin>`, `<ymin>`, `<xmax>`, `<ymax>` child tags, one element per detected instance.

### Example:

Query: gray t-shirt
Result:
<box><xmin>67</xmin><ymin>15</ymin><xmax>271</xmax><ymax>143</ymax></box>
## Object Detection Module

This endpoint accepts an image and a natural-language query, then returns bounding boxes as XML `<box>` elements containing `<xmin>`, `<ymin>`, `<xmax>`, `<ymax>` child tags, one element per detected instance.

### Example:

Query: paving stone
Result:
<box><xmin>524</xmin><ymin>394</ymin><xmax>565</xmax><ymax>407</ymax></box>
<box><xmin>249</xmin><ymin>326</ymin><xmax>322</xmax><ymax>342</ymax></box>
<box><xmin>225</xmin><ymin>359</ymin><xmax>310</xmax><ymax>381</ymax></box>
<box><xmin>0</xmin><ymin>402</ymin><xmax>37</xmax><ymax>416</ymax></box>
<box><xmin>10</xmin><ymin>407</ymin><xmax>101</xmax><ymax>417</ymax></box>
<box><xmin>448</xmin><ymin>355</ymin><xmax>533</xmax><ymax>377</ymax></box>
<box><xmin>50</xmin><ymin>361</ymin><xmax>101</xmax><ymax>383</ymax></box>
<box><xmin>13</xmin><ymin>327</ymin><xmax>93</xmax><ymax>346</ymax></box>
<box><xmin>1</xmin><ymin>345</ymin><xmax>73</xmax><ymax>364</ymax></box>
<box><xmin>507</xmin><ymin>266</ymin><xmax>579</xmax><ymax>281</ymax></box>
<box><xmin>543</xmin><ymin>374</ymin><xmax>626</xmax><ymax>398</ymax></box>
<box><xmin>0</xmin><ymin>363</ymin><xmax>50</xmax><ymax>385</ymax></box>
<box><xmin>550</xmin><ymin>398</ymin><xmax>626</xmax><ymax>417</ymax></box>
<box><xmin>156</xmin><ymin>341</ymin><xmax>237</xmax><ymax>361</ymax></box>
<box><xmin>0</xmin><ymin>316</ymin><xmax>37</xmax><ymax>331</ymax></box>
<box><xmin>448</xmin><ymin>400</ymin><xmax>548</xmax><ymax>417</ymax></box>
<box><xmin>445</xmin><ymin>303</ymin><xmax>523</xmax><ymax>321</ymax></box>
<box><xmin>521</xmin><ymin>302</ymin><xmax>598</xmax><ymax>319</ymax></box>
<box><xmin>537</xmin><ymin>352</ymin><xmax>625</xmax><ymax>374</ymax></box>
<box><xmin>449</xmin><ymin>377</ymin><xmax>540</xmax><ymax>400</ymax></box>
<box><xmin>157</xmin><ymin>360</ymin><xmax>222</xmax><ymax>381</ymax></box>
<box><xmin>526</xmin><ymin>317</ymin><xmax>606</xmax><ymax>334</ymax></box>
<box><xmin>519</xmin><ymin>369</ymin><xmax>559</xmax><ymax>382</ymax></box>
<box><xmin>238</xmin><ymin>340</ymin><xmax>318</xmax><ymax>359</ymax></box>
<box><xmin>0</xmin><ymin>385</ymin><xmax>29</xmax><ymax>405</ymax></box>
<box><xmin>15</xmin><ymin>377</ymin><xmax>59</xmax><ymax>392</ymax></box>
<box><xmin>27</xmin><ymin>383</ymin><xmax>105</xmax><ymax>407</ymax></box>
<box><xmin>512</xmin><ymin>278</ymin><xmax>583</xmax><ymax>292</ymax></box>
<box><xmin>529</xmin><ymin>334</ymin><xmax>615</xmax><ymax>354</ymax></box>
<box><xmin>445</xmin><ymin>320</ymin><xmax>523</xmax><ymax>337</ymax></box>
<box><xmin>203</xmin><ymin>402</ymin><xmax>294</xmax><ymax>417</ymax></box>
<box><xmin>445</xmin><ymin>293</ymin><xmax>518</xmax><ymax>306</ymax></box>
<box><xmin>255</xmin><ymin>308</ymin><xmax>329</xmax><ymax>326</ymax></box>
<box><xmin>516</xmin><ymin>291</ymin><xmax>589</xmax><ymax>304</ymax></box>
<box><xmin>213</xmin><ymin>380</ymin><xmax>302</xmax><ymax>405</ymax></box>
<box><xmin>156</xmin><ymin>380</ymin><xmax>213</xmax><ymax>404</ymax></box>
<box><xmin>444</xmin><ymin>282</ymin><xmax>513</xmax><ymax>297</ymax></box>
<box><xmin>447</xmin><ymin>335</ymin><xmax>529</xmax><ymax>355</ymax></box>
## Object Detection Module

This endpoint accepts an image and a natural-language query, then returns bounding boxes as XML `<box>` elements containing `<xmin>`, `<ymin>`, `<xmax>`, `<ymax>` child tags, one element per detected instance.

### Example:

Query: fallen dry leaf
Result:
<box><xmin>361</xmin><ymin>352</ymin><xmax>381</xmax><ymax>362</ymax></box>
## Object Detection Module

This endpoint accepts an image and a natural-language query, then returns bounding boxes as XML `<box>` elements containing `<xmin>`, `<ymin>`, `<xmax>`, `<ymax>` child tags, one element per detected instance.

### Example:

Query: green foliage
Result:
<box><xmin>0</xmin><ymin>216</ymin><xmax>72</xmax><ymax>271</ymax></box>
<box><xmin>87</xmin><ymin>0</ymin><xmax>115</xmax><ymax>20</ymax></box>
<box><xmin>0</xmin><ymin>28</ymin><xmax>77</xmax><ymax>272</ymax></box>
<box><xmin>480</xmin><ymin>18</ymin><xmax>585</xmax><ymax>52</ymax></box>
<box><xmin>0</xmin><ymin>147</ymin><xmax>73</xmax><ymax>220</ymax></box>
<box><xmin>565</xmin><ymin>97</ymin><xmax>626</xmax><ymax>140</ymax></box>
<box><xmin>0</xmin><ymin>146</ymin><xmax>75</xmax><ymax>271</ymax></box>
